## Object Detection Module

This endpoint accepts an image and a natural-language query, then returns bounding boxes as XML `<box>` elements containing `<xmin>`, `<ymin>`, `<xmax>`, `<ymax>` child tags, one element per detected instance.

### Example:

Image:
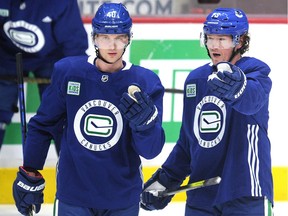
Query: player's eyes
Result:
<box><xmin>115</xmin><ymin>35</ymin><xmax>128</xmax><ymax>42</ymax></box>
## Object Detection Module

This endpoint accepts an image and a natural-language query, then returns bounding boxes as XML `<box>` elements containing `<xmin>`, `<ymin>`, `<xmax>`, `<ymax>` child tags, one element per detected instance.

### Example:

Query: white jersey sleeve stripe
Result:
<box><xmin>247</xmin><ymin>124</ymin><xmax>262</xmax><ymax>197</ymax></box>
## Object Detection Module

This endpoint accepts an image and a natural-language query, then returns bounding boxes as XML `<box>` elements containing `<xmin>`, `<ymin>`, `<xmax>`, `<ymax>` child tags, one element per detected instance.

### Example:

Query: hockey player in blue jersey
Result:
<box><xmin>12</xmin><ymin>2</ymin><xmax>165</xmax><ymax>216</ymax></box>
<box><xmin>0</xmin><ymin>0</ymin><xmax>88</xmax><ymax>154</ymax></box>
<box><xmin>141</xmin><ymin>8</ymin><xmax>274</xmax><ymax>215</ymax></box>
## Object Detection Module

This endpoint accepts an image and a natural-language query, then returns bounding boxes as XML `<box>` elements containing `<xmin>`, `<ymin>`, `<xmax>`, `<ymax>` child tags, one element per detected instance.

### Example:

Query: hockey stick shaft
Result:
<box><xmin>0</xmin><ymin>75</ymin><xmax>51</xmax><ymax>84</ymax></box>
<box><xmin>16</xmin><ymin>53</ymin><xmax>27</xmax><ymax>145</ymax></box>
<box><xmin>164</xmin><ymin>88</ymin><xmax>184</xmax><ymax>94</ymax></box>
<box><xmin>16</xmin><ymin>53</ymin><xmax>34</xmax><ymax>216</ymax></box>
<box><xmin>0</xmin><ymin>75</ymin><xmax>185</xmax><ymax>94</ymax></box>
<box><xmin>158</xmin><ymin>176</ymin><xmax>221</xmax><ymax>197</ymax></box>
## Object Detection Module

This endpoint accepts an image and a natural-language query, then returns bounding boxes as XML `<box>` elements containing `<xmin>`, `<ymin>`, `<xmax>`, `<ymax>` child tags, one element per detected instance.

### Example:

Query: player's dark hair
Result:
<box><xmin>239</xmin><ymin>33</ymin><xmax>250</xmax><ymax>55</ymax></box>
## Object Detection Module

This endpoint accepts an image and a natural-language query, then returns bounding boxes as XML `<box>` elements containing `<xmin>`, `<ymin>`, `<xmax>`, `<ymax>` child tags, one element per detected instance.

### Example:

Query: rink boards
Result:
<box><xmin>0</xmin><ymin>144</ymin><xmax>287</xmax><ymax>204</ymax></box>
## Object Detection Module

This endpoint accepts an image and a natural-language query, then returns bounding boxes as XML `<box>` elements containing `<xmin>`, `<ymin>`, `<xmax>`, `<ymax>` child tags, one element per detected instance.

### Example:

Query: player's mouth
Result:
<box><xmin>210</xmin><ymin>52</ymin><xmax>223</xmax><ymax>64</ymax></box>
<box><xmin>212</xmin><ymin>52</ymin><xmax>221</xmax><ymax>57</ymax></box>
<box><xmin>107</xmin><ymin>52</ymin><xmax>117</xmax><ymax>57</ymax></box>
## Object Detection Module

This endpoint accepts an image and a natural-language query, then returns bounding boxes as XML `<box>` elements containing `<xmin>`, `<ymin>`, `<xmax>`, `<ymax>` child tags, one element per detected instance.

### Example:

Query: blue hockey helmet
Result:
<box><xmin>92</xmin><ymin>3</ymin><xmax>132</xmax><ymax>38</ymax></box>
<box><xmin>203</xmin><ymin>8</ymin><xmax>249</xmax><ymax>45</ymax></box>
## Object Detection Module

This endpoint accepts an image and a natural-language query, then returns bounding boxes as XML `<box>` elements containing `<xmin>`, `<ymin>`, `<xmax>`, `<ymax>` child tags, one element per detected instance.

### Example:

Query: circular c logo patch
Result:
<box><xmin>74</xmin><ymin>99</ymin><xmax>123</xmax><ymax>151</ymax></box>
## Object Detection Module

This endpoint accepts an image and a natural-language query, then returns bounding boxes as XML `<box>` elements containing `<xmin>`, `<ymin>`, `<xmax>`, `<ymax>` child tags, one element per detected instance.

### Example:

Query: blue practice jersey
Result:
<box><xmin>0</xmin><ymin>0</ymin><xmax>88</xmax><ymax>72</ymax></box>
<box><xmin>23</xmin><ymin>55</ymin><xmax>165</xmax><ymax>209</ymax></box>
<box><xmin>162</xmin><ymin>57</ymin><xmax>273</xmax><ymax>207</ymax></box>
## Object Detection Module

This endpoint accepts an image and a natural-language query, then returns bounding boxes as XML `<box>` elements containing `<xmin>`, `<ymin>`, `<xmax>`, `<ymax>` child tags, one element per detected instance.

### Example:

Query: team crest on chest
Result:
<box><xmin>3</xmin><ymin>20</ymin><xmax>44</xmax><ymax>53</ymax></box>
<box><xmin>74</xmin><ymin>99</ymin><xmax>123</xmax><ymax>151</ymax></box>
<box><xmin>194</xmin><ymin>95</ymin><xmax>226</xmax><ymax>148</ymax></box>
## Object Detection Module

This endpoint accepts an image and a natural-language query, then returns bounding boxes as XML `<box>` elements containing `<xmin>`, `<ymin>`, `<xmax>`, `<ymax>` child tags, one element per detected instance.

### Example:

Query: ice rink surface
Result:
<box><xmin>0</xmin><ymin>202</ymin><xmax>287</xmax><ymax>216</ymax></box>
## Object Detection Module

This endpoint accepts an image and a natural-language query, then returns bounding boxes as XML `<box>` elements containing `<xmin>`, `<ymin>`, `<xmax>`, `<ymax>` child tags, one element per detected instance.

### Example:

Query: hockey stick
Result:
<box><xmin>0</xmin><ymin>75</ymin><xmax>51</xmax><ymax>84</ymax></box>
<box><xmin>157</xmin><ymin>176</ymin><xmax>221</xmax><ymax>197</ymax></box>
<box><xmin>164</xmin><ymin>88</ymin><xmax>184</xmax><ymax>94</ymax></box>
<box><xmin>0</xmin><ymin>75</ymin><xmax>185</xmax><ymax>94</ymax></box>
<box><xmin>1</xmin><ymin>75</ymin><xmax>185</xmax><ymax>94</ymax></box>
<box><xmin>16</xmin><ymin>53</ymin><xmax>27</xmax><ymax>148</ymax></box>
<box><xmin>16</xmin><ymin>53</ymin><xmax>34</xmax><ymax>216</ymax></box>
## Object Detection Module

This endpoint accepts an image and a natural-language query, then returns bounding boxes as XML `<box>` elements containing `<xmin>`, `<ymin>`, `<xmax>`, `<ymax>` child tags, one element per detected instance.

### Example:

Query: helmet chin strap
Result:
<box><xmin>228</xmin><ymin>46</ymin><xmax>241</xmax><ymax>63</ymax></box>
<box><xmin>94</xmin><ymin>46</ymin><xmax>122</xmax><ymax>64</ymax></box>
<box><xmin>205</xmin><ymin>45</ymin><xmax>241</xmax><ymax>65</ymax></box>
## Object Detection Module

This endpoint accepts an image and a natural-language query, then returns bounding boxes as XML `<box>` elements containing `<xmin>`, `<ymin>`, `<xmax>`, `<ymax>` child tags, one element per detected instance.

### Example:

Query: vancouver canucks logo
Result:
<box><xmin>235</xmin><ymin>10</ymin><xmax>244</xmax><ymax>18</ymax></box>
<box><xmin>194</xmin><ymin>96</ymin><xmax>226</xmax><ymax>148</ymax></box>
<box><xmin>84</xmin><ymin>114</ymin><xmax>113</xmax><ymax>137</ymax></box>
<box><xmin>3</xmin><ymin>20</ymin><xmax>45</xmax><ymax>53</ymax></box>
<box><xmin>74</xmin><ymin>99</ymin><xmax>123</xmax><ymax>151</ymax></box>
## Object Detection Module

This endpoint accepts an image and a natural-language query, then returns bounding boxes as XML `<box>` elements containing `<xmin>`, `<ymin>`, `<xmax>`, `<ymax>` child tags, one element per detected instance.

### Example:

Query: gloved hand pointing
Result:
<box><xmin>207</xmin><ymin>62</ymin><xmax>247</xmax><ymax>101</ymax></box>
<box><xmin>119</xmin><ymin>84</ymin><xmax>158</xmax><ymax>132</ymax></box>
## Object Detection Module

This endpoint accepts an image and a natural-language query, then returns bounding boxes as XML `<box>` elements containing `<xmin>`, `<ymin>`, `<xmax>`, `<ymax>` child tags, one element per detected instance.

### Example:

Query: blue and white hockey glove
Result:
<box><xmin>119</xmin><ymin>85</ymin><xmax>158</xmax><ymax>132</ymax></box>
<box><xmin>13</xmin><ymin>166</ymin><xmax>45</xmax><ymax>216</ymax></box>
<box><xmin>207</xmin><ymin>62</ymin><xmax>247</xmax><ymax>101</ymax></box>
<box><xmin>141</xmin><ymin>169</ymin><xmax>181</xmax><ymax>211</ymax></box>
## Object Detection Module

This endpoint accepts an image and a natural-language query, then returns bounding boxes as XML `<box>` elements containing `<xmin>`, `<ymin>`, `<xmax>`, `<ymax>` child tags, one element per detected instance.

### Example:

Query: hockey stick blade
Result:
<box><xmin>158</xmin><ymin>176</ymin><xmax>221</xmax><ymax>197</ymax></box>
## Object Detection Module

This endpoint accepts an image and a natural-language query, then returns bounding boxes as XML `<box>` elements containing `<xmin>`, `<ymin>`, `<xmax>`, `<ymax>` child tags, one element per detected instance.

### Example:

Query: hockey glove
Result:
<box><xmin>119</xmin><ymin>85</ymin><xmax>158</xmax><ymax>132</ymax></box>
<box><xmin>141</xmin><ymin>168</ymin><xmax>181</xmax><ymax>211</ymax></box>
<box><xmin>207</xmin><ymin>62</ymin><xmax>247</xmax><ymax>101</ymax></box>
<box><xmin>13</xmin><ymin>166</ymin><xmax>45</xmax><ymax>215</ymax></box>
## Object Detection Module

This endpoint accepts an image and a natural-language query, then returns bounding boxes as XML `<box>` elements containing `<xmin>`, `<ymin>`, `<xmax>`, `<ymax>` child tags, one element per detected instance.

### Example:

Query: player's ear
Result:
<box><xmin>236</xmin><ymin>36</ymin><xmax>245</xmax><ymax>49</ymax></box>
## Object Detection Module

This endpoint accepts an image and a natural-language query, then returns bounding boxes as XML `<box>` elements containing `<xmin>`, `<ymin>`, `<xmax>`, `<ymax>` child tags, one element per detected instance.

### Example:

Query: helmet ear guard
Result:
<box><xmin>199</xmin><ymin>32</ymin><xmax>206</xmax><ymax>48</ymax></box>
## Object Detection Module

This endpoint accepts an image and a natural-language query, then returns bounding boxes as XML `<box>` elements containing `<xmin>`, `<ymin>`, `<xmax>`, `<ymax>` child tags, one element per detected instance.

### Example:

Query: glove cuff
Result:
<box><xmin>151</xmin><ymin>168</ymin><xmax>182</xmax><ymax>190</ymax></box>
<box><xmin>231</xmin><ymin>69</ymin><xmax>247</xmax><ymax>100</ymax></box>
<box><xmin>134</xmin><ymin>106</ymin><xmax>158</xmax><ymax>132</ymax></box>
<box><xmin>19</xmin><ymin>166</ymin><xmax>43</xmax><ymax>182</ymax></box>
